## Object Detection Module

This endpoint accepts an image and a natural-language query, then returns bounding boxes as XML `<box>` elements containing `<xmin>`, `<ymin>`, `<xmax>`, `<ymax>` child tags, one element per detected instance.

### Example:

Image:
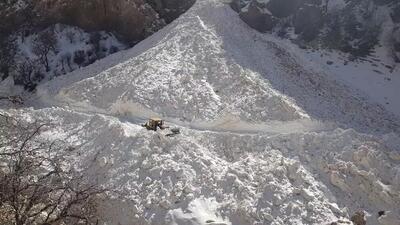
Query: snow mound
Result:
<box><xmin>4</xmin><ymin>107</ymin><xmax>400</xmax><ymax>225</ymax></box>
<box><xmin>34</xmin><ymin>0</ymin><xmax>400</xmax><ymax>135</ymax></box>
<box><xmin>169</xmin><ymin>198</ymin><xmax>231</xmax><ymax>225</ymax></box>
<box><xmin>2</xmin><ymin>0</ymin><xmax>400</xmax><ymax>224</ymax></box>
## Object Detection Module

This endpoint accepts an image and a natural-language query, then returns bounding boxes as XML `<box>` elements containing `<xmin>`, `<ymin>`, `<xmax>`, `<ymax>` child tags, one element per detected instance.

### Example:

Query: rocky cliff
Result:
<box><xmin>232</xmin><ymin>0</ymin><xmax>400</xmax><ymax>61</ymax></box>
<box><xmin>0</xmin><ymin>0</ymin><xmax>195</xmax><ymax>89</ymax></box>
<box><xmin>1</xmin><ymin>0</ymin><xmax>195</xmax><ymax>42</ymax></box>
<box><xmin>33</xmin><ymin>0</ymin><xmax>164</xmax><ymax>42</ymax></box>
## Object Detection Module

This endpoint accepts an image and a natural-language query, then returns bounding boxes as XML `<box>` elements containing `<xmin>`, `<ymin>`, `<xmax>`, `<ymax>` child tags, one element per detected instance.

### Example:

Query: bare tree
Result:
<box><xmin>0</xmin><ymin>112</ymin><xmax>104</xmax><ymax>225</ymax></box>
<box><xmin>14</xmin><ymin>59</ymin><xmax>42</xmax><ymax>91</ymax></box>
<box><xmin>32</xmin><ymin>29</ymin><xmax>57</xmax><ymax>72</ymax></box>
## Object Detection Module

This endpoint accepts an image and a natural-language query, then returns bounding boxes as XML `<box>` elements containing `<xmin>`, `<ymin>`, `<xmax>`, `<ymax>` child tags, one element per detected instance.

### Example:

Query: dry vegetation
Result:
<box><xmin>0</xmin><ymin>113</ymin><xmax>105</xmax><ymax>225</ymax></box>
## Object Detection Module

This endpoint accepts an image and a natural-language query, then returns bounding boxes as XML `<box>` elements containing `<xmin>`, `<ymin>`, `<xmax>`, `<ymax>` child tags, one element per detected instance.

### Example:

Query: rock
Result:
<box><xmin>230</xmin><ymin>0</ymin><xmax>250</xmax><ymax>12</ymax></box>
<box><xmin>34</xmin><ymin>0</ymin><xmax>164</xmax><ymax>42</ymax></box>
<box><xmin>378</xmin><ymin>211</ymin><xmax>400</xmax><ymax>225</ymax></box>
<box><xmin>2</xmin><ymin>0</ymin><xmax>193</xmax><ymax>44</ymax></box>
<box><xmin>232</xmin><ymin>0</ymin><xmax>399</xmax><ymax>61</ymax></box>
<box><xmin>266</xmin><ymin>0</ymin><xmax>302</xmax><ymax>18</ymax></box>
<box><xmin>351</xmin><ymin>211</ymin><xmax>366</xmax><ymax>225</ymax></box>
<box><xmin>147</xmin><ymin>0</ymin><xmax>195</xmax><ymax>23</ymax></box>
<box><xmin>239</xmin><ymin>1</ymin><xmax>277</xmax><ymax>32</ymax></box>
<box><xmin>293</xmin><ymin>5</ymin><xmax>323</xmax><ymax>41</ymax></box>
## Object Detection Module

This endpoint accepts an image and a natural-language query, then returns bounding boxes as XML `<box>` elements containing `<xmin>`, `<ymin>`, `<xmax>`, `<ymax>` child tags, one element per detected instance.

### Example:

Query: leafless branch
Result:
<box><xmin>0</xmin><ymin>113</ymin><xmax>105</xmax><ymax>225</ymax></box>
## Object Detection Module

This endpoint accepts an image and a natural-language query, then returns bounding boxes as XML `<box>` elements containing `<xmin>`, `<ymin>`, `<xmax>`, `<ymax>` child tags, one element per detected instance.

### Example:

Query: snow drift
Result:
<box><xmin>1</xmin><ymin>0</ymin><xmax>400</xmax><ymax>224</ymax></box>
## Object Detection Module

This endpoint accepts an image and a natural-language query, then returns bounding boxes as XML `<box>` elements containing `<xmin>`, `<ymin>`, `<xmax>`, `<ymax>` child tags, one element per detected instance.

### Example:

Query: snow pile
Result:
<box><xmin>1</xmin><ymin>0</ymin><xmax>399</xmax><ymax>224</ymax></box>
<box><xmin>168</xmin><ymin>198</ymin><xmax>232</xmax><ymax>225</ymax></box>
<box><xmin>35</xmin><ymin>0</ymin><xmax>399</xmax><ymax>133</ymax></box>
<box><xmin>4</xmin><ymin>107</ymin><xmax>400</xmax><ymax>225</ymax></box>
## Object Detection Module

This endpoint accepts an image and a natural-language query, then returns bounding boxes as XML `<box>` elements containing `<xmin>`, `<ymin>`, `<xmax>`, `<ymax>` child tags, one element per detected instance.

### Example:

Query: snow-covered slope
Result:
<box><xmin>2</xmin><ymin>0</ymin><xmax>400</xmax><ymax>225</ymax></box>
<box><xmin>11</xmin><ymin>24</ymin><xmax>127</xmax><ymax>89</ymax></box>
<box><xmin>33</xmin><ymin>0</ymin><xmax>399</xmax><ymax>133</ymax></box>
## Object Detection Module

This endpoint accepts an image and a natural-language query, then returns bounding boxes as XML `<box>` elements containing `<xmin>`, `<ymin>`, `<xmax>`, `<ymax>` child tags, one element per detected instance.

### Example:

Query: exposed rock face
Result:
<box><xmin>266</xmin><ymin>0</ymin><xmax>302</xmax><ymax>18</ymax></box>
<box><xmin>294</xmin><ymin>4</ymin><xmax>323</xmax><ymax>41</ymax></box>
<box><xmin>232</xmin><ymin>0</ymin><xmax>323</xmax><ymax>34</ymax></box>
<box><xmin>33</xmin><ymin>0</ymin><xmax>164</xmax><ymax>42</ymax></box>
<box><xmin>239</xmin><ymin>1</ymin><xmax>276</xmax><ymax>32</ymax></box>
<box><xmin>230</xmin><ymin>0</ymin><xmax>249</xmax><ymax>12</ymax></box>
<box><xmin>0</xmin><ymin>0</ymin><xmax>194</xmax><ymax>89</ymax></box>
<box><xmin>1</xmin><ymin>0</ymin><xmax>195</xmax><ymax>43</ymax></box>
<box><xmin>147</xmin><ymin>0</ymin><xmax>196</xmax><ymax>23</ymax></box>
<box><xmin>232</xmin><ymin>0</ymin><xmax>400</xmax><ymax>60</ymax></box>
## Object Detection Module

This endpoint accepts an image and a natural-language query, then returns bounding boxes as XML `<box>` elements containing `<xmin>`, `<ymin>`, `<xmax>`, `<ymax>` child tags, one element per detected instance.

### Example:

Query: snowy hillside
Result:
<box><xmin>12</xmin><ymin>24</ymin><xmax>127</xmax><ymax>89</ymax></box>
<box><xmin>1</xmin><ymin>0</ymin><xmax>400</xmax><ymax>225</ymax></box>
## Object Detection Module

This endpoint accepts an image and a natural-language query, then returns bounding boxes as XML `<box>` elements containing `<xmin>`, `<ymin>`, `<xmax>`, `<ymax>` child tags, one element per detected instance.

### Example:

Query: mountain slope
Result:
<box><xmin>34</xmin><ymin>0</ymin><xmax>399</xmax><ymax>132</ymax></box>
<box><xmin>1</xmin><ymin>0</ymin><xmax>400</xmax><ymax>225</ymax></box>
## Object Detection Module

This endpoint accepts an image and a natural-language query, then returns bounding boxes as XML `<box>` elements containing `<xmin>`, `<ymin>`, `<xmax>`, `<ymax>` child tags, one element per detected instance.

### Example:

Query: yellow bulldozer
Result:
<box><xmin>142</xmin><ymin>118</ymin><xmax>180</xmax><ymax>136</ymax></box>
<box><xmin>142</xmin><ymin>118</ymin><xmax>168</xmax><ymax>131</ymax></box>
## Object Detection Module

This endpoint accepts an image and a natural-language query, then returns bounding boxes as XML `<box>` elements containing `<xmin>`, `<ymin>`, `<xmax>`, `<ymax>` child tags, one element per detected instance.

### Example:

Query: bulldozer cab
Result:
<box><xmin>144</xmin><ymin>118</ymin><xmax>165</xmax><ymax>131</ymax></box>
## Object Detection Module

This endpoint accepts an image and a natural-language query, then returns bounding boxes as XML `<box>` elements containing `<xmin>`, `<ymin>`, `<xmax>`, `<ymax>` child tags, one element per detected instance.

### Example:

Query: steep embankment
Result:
<box><xmin>1</xmin><ymin>0</ymin><xmax>400</xmax><ymax>225</ymax></box>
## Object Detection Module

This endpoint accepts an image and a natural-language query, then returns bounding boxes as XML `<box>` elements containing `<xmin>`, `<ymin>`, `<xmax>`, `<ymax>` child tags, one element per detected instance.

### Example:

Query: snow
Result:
<box><xmin>168</xmin><ymin>198</ymin><xmax>232</xmax><ymax>225</ymax></box>
<box><xmin>4</xmin><ymin>107</ymin><xmax>399</xmax><ymax>225</ymax></box>
<box><xmin>303</xmin><ymin>49</ymin><xmax>400</xmax><ymax>118</ymax></box>
<box><xmin>298</xmin><ymin>4</ymin><xmax>400</xmax><ymax>118</ymax></box>
<box><xmin>13</xmin><ymin>24</ymin><xmax>127</xmax><ymax>82</ymax></box>
<box><xmin>1</xmin><ymin>0</ymin><xmax>400</xmax><ymax>224</ymax></box>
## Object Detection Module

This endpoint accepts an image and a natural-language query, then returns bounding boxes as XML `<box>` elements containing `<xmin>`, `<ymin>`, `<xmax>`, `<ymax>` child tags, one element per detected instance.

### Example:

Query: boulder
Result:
<box><xmin>239</xmin><ymin>1</ymin><xmax>277</xmax><ymax>32</ymax></box>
